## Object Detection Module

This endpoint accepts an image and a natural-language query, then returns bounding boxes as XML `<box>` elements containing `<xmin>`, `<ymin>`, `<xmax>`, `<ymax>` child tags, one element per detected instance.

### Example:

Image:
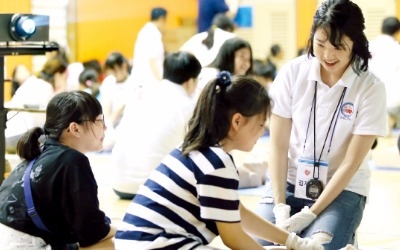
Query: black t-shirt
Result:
<box><xmin>0</xmin><ymin>138</ymin><xmax>110</xmax><ymax>247</ymax></box>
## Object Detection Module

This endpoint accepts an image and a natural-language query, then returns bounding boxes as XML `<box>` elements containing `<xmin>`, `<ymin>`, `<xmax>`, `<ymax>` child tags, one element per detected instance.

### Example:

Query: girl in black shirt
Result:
<box><xmin>0</xmin><ymin>91</ymin><xmax>116</xmax><ymax>249</ymax></box>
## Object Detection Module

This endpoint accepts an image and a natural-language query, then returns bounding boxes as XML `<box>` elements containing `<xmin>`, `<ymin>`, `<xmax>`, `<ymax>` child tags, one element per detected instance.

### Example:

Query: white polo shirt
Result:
<box><xmin>111</xmin><ymin>79</ymin><xmax>196</xmax><ymax>195</ymax></box>
<box><xmin>6</xmin><ymin>76</ymin><xmax>54</xmax><ymax>137</ymax></box>
<box><xmin>269</xmin><ymin>55</ymin><xmax>386</xmax><ymax>197</ymax></box>
<box><xmin>180</xmin><ymin>28</ymin><xmax>236</xmax><ymax>67</ymax></box>
<box><xmin>369</xmin><ymin>34</ymin><xmax>400</xmax><ymax>108</ymax></box>
<box><xmin>194</xmin><ymin>67</ymin><xmax>220</xmax><ymax>101</ymax></box>
<box><xmin>131</xmin><ymin>22</ymin><xmax>164</xmax><ymax>86</ymax></box>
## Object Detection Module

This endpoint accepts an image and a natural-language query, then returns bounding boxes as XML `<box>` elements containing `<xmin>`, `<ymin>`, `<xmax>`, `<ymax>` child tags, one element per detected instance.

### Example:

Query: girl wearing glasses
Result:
<box><xmin>0</xmin><ymin>91</ymin><xmax>115</xmax><ymax>249</ymax></box>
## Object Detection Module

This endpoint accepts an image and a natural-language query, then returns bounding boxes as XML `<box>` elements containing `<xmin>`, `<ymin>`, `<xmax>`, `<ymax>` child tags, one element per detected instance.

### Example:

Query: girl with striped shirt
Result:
<box><xmin>114</xmin><ymin>72</ymin><xmax>323</xmax><ymax>250</ymax></box>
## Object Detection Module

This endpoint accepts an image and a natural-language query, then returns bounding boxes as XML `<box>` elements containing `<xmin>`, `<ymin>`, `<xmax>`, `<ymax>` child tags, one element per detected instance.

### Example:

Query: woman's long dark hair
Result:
<box><xmin>305</xmin><ymin>0</ymin><xmax>371</xmax><ymax>75</ymax></box>
<box><xmin>209</xmin><ymin>37</ymin><xmax>253</xmax><ymax>75</ymax></box>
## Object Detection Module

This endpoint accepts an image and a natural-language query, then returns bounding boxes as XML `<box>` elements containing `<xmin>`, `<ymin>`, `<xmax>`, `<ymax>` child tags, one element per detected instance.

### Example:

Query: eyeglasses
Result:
<box><xmin>80</xmin><ymin>115</ymin><xmax>105</xmax><ymax>126</ymax></box>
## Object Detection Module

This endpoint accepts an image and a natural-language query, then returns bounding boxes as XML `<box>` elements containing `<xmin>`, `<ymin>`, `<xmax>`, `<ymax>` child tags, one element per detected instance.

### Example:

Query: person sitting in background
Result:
<box><xmin>0</xmin><ymin>91</ymin><xmax>116</xmax><ymax>249</ymax></box>
<box><xmin>180</xmin><ymin>13</ymin><xmax>236</xmax><ymax>67</ymax></box>
<box><xmin>265</xmin><ymin>43</ymin><xmax>284</xmax><ymax>79</ymax></box>
<box><xmin>79</xmin><ymin>68</ymin><xmax>100</xmax><ymax>98</ymax></box>
<box><xmin>83</xmin><ymin>59</ymin><xmax>104</xmax><ymax>82</ymax></box>
<box><xmin>252</xmin><ymin>59</ymin><xmax>275</xmax><ymax>90</ymax></box>
<box><xmin>39</xmin><ymin>54</ymin><xmax>69</xmax><ymax>94</ymax></box>
<box><xmin>369</xmin><ymin>16</ymin><xmax>400</xmax><ymax>136</ymax></box>
<box><xmin>111</xmin><ymin>51</ymin><xmax>202</xmax><ymax>200</ymax></box>
<box><xmin>5</xmin><ymin>54</ymin><xmax>68</xmax><ymax>154</ymax></box>
<box><xmin>114</xmin><ymin>72</ymin><xmax>323</xmax><ymax>250</ymax></box>
<box><xmin>196</xmin><ymin>36</ymin><xmax>253</xmax><ymax>99</ymax></box>
<box><xmin>99</xmin><ymin>51</ymin><xmax>135</xmax><ymax>151</ymax></box>
<box><xmin>45</xmin><ymin>41</ymin><xmax>83</xmax><ymax>92</ymax></box>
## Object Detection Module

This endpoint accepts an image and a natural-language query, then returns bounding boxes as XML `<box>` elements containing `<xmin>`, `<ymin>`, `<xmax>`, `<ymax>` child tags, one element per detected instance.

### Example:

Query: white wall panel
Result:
<box><xmin>317</xmin><ymin>0</ymin><xmax>396</xmax><ymax>40</ymax></box>
<box><xmin>30</xmin><ymin>0</ymin><xmax>68</xmax><ymax>72</ymax></box>
<box><xmin>234</xmin><ymin>0</ymin><xmax>297</xmax><ymax>63</ymax></box>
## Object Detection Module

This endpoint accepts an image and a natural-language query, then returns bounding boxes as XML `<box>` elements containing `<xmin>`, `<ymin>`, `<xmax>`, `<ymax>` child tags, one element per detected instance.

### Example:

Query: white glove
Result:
<box><xmin>281</xmin><ymin>206</ymin><xmax>317</xmax><ymax>233</ymax></box>
<box><xmin>285</xmin><ymin>232</ymin><xmax>324</xmax><ymax>250</ymax></box>
<box><xmin>272</xmin><ymin>203</ymin><xmax>291</xmax><ymax>230</ymax></box>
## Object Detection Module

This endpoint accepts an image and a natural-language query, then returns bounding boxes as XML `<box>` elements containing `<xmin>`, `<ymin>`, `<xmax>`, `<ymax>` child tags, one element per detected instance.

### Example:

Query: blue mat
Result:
<box><xmin>371</xmin><ymin>165</ymin><xmax>400</xmax><ymax>172</ymax></box>
<box><xmin>238</xmin><ymin>185</ymin><xmax>266</xmax><ymax>196</ymax></box>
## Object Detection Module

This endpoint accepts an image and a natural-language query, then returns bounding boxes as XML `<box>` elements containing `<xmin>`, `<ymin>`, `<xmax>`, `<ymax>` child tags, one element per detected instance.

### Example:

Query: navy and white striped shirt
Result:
<box><xmin>114</xmin><ymin>146</ymin><xmax>240</xmax><ymax>249</ymax></box>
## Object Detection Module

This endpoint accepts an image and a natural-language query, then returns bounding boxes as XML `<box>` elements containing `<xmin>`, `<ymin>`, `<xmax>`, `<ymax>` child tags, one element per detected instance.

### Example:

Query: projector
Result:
<box><xmin>0</xmin><ymin>14</ymin><xmax>50</xmax><ymax>42</ymax></box>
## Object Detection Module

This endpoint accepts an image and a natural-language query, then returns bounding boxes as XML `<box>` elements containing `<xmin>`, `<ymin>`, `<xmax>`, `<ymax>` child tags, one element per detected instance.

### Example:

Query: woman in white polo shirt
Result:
<box><xmin>255</xmin><ymin>0</ymin><xmax>386</xmax><ymax>250</ymax></box>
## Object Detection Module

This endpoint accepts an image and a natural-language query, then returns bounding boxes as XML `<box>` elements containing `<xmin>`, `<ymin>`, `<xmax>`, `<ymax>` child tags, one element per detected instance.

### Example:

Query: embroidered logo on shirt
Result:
<box><xmin>340</xmin><ymin>102</ymin><xmax>354</xmax><ymax>120</ymax></box>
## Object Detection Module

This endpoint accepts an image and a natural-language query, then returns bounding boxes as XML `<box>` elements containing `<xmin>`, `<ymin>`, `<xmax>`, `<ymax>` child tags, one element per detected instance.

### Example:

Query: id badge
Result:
<box><xmin>294</xmin><ymin>158</ymin><xmax>328</xmax><ymax>200</ymax></box>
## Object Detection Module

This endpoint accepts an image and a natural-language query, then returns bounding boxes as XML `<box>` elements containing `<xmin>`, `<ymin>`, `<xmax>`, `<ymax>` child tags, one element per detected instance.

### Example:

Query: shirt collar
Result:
<box><xmin>307</xmin><ymin>56</ymin><xmax>358</xmax><ymax>88</ymax></box>
<box><xmin>161</xmin><ymin>79</ymin><xmax>191</xmax><ymax>97</ymax></box>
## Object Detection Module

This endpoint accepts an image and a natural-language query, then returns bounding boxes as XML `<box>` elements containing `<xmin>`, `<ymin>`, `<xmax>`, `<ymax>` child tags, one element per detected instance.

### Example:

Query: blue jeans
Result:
<box><xmin>255</xmin><ymin>183</ymin><xmax>366</xmax><ymax>250</ymax></box>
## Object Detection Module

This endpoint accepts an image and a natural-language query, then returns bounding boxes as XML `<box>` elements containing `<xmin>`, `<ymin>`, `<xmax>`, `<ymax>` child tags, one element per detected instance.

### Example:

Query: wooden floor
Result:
<box><xmin>6</xmin><ymin>134</ymin><xmax>400</xmax><ymax>249</ymax></box>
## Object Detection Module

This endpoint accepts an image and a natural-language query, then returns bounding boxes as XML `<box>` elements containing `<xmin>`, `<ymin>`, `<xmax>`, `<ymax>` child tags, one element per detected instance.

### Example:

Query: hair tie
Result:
<box><xmin>217</xmin><ymin>71</ymin><xmax>232</xmax><ymax>88</ymax></box>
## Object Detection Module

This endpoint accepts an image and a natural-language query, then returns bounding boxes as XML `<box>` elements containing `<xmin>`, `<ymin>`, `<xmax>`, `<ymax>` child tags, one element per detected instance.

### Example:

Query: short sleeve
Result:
<box><xmin>197</xmin><ymin>168</ymin><xmax>240</xmax><ymax>223</ymax></box>
<box><xmin>269</xmin><ymin>63</ymin><xmax>293</xmax><ymax>118</ymax></box>
<box><xmin>353</xmin><ymin>78</ymin><xmax>387</xmax><ymax>136</ymax></box>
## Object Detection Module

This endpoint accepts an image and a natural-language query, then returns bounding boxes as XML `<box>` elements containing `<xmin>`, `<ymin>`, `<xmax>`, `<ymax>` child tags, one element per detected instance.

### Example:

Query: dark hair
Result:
<box><xmin>305</xmin><ymin>0</ymin><xmax>371</xmax><ymax>74</ymax></box>
<box><xmin>382</xmin><ymin>16</ymin><xmax>400</xmax><ymax>35</ymax></box>
<box><xmin>181</xmin><ymin>72</ymin><xmax>270</xmax><ymax>155</ymax></box>
<box><xmin>83</xmin><ymin>59</ymin><xmax>102</xmax><ymax>75</ymax></box>
<box><xmin>17</xmin><ymin>91</ymin><xmax>103</xmax><ymax>161</ymax></box>
<box><xmin>39</xmin><ymin>54</ymin><xmax>68</xmax><ymax>85</ymax></box>
<box><xmin>209</xmin><ymin>37</ymin><xmax>253</xmax><ymax>75</ymax></box>
<box><xmin>151</xmin><ymin>7</ymin><xmax>167</xmax><ymax>21</ymax></box>
<box><xmin>265</xmin><ymin>44</ymin><xmax>280</xmax><ymax>75</ymax></box>
<box><xmin>104</xmin><ymin>51</ymin><xmax>131</xmax><ymax>73</ymax></box>
<box><xmin>252</xmin><ymin>59</ymin><xmax>275</xmax><ymax>80</ymax></box>
<box><xmin>48</xmin><ymin>41</ymin><xmax>70</xmax><ymax>64</ymax></box>
<box><xmin>270</xmin><ymin>44</ymin><xmax>281</xmax><ymax>57</ymax></box>
<box><xmin>79</xmin><ymin>68</ymin><xmax>100</xmax><ymax>97</ymax></box>
<box><xmin>163</xmin><ymin>51</ymin><xmax>202</xmax><ymax>84</ymax></box>
<box><xmin>297</xmin><ymin>47</ymin><xmax>305</xmax><ymax>56</ymax></box>
<box><xmin>202</xmin><ymin>13</ymin><xmax>235</xmax><ymax>49</ymax></box>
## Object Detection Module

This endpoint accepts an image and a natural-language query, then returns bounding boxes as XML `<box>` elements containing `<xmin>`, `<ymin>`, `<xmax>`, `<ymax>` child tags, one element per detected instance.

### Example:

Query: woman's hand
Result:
<box><xmin>285</xmin><ymin>232</ymin><xmax>323</xmax><ymax>250</ymax></box>
<box><xmin>281</xmin><ymin>206</ymin><xmax>317</xmax><ymax>233</ymax></box>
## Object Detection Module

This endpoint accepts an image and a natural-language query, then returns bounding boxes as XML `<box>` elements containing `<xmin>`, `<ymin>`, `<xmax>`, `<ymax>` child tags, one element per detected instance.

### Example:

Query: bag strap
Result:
<box><xmin>23</xmin><ymin>159</ymin><xmax>51</xmax><ymax>233</ymax></box>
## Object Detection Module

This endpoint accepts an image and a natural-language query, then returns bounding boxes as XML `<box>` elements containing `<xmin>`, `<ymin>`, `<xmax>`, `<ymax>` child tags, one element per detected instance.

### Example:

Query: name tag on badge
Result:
<box><xmin>294</xmin><ymin>158</ymin><xmax>328</xmax><ymax>200</ymax></box>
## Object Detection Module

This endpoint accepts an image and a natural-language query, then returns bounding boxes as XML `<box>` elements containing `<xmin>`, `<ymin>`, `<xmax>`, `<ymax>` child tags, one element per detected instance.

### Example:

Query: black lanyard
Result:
<box><xmin>303</xmin><ymin>81</ymin><xmax>347</xmax><ymax>179</ymax></box>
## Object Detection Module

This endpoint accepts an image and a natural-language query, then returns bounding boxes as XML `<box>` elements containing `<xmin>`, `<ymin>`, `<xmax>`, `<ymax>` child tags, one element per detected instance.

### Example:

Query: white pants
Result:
<box><xmin>0</xmin><ymin>223</ymin><xmax>51</xmax><ymax>250</ymax></box>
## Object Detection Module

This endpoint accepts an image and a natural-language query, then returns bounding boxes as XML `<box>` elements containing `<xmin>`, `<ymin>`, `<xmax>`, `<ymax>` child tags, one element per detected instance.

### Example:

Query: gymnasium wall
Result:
<box><xmin>1</xmin><ymin>0</ymin><xmax>400</xmax><ymax>102</ymax></box>
<box><xmin>71</xmin><ymin>0</ymin><xmax>198</xmax><ymax>63</ymax></box>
